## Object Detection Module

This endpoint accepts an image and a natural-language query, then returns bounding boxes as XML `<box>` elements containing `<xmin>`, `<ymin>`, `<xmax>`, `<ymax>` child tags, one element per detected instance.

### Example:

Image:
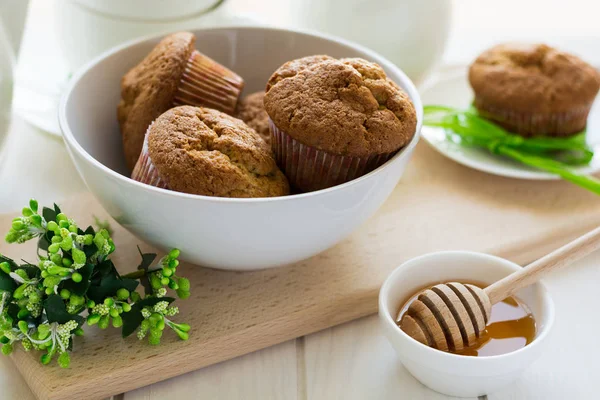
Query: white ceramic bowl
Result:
<box><xmin>379</xmin><ymin>252</ymin><xmax>554</xmax><ymax>397</ymax></box>
<box><xmin>59</xmin><ymin>26</ymin><xmax>422</xmax><ymax>271</ymax></box>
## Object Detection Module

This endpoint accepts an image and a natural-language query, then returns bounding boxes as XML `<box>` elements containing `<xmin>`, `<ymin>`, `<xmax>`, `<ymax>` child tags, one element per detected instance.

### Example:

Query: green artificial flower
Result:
<box><xmin>0</xmin><ymin>199</ymin><xmax>192</xmax><ymax>368</ymax></box>
<box><xmin>136</xmin><ymin>300</ymin><xmax>189</xmax><ymax>345</ymax></box>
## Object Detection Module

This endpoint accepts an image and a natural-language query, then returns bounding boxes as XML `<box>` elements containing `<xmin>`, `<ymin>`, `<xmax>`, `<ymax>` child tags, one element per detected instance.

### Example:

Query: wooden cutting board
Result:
<box><xmin>3</xmin><ymin>142</ymin><xmax>600</xmax><ymax>400</ymax></box>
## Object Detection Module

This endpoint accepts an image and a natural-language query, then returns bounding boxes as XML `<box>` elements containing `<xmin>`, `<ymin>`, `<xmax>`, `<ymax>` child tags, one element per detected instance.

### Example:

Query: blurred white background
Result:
<box><xmin>230</xmin><ymin>0</ymin><xmax>600</xmax><ymax>64</ymax></box>
<box><xmin>445</xmin><ymin>0</ymin><xmax>600</xmax><ymax>64</ymax></box>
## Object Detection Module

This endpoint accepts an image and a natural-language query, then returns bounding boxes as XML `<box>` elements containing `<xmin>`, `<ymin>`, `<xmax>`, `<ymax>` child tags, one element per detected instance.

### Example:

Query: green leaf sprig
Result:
<box><xmin>423</xmin><ymin>105</ymin><xmax>600</xmax><ymax>195</ymax></box>
<box><xmin>0</xmin><ymin>200</ymin><xmax>191</xmax><ymax>368</ymax></box>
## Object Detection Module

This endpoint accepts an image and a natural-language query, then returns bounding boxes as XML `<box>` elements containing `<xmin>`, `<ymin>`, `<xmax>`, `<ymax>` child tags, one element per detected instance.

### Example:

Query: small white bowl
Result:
<box><xmin>59</xmin><ymin>26</ymin><xmax>422</xmax><ymax>271</ymax></box>
<box><xmin>378</xmin><ymin>251</ymin><xmax>555</xmax><ymax>397</ymax></box>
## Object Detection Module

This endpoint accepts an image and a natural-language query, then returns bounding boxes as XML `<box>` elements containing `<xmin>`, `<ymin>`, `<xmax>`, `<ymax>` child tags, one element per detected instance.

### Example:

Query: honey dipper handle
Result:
<box><xmin>484</xmin><ymin>226</ymin><xmax>600</xmax><ymax>304</ymax></box>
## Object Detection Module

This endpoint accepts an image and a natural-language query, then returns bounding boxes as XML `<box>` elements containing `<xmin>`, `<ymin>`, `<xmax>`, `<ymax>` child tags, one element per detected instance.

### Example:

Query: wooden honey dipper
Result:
<box><xmin>400</xmin><ymin>226</ymin><xmax>600</xmax><ymax>352</ymax></box>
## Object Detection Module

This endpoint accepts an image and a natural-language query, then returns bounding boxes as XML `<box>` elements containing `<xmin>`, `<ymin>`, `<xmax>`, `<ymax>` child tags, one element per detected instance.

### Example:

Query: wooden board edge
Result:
<box><xmin>12</xmin><ymin>291</ymin><xmax>377</xmax><ymax>400</ymax></box>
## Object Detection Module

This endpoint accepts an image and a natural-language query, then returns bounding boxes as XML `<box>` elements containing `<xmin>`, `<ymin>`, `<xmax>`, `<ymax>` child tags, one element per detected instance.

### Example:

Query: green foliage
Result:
<box><xmin>423</xmin><ymin>105</ymin><xmax>600</xmax><ymax>195</ymax></box>
<box><xmin>0</xmin><ymin>200</ymin><xmax>191</xmax><ymax>368</ymax></box>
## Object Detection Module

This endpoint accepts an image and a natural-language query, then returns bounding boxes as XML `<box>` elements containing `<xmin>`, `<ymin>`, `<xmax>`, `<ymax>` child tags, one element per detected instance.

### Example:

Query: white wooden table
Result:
<box><xmin>2</xmin><ymin>1</ymin><xmax>600</xmax><ymax>399</ymax></box>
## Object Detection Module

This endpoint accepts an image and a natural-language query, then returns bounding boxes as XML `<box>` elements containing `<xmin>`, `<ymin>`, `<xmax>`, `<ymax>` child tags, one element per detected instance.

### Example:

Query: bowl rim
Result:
<box><xmin>58</xmin><ymin>25</ymin><xmax>423</xmax><ymax>204</ymax></box>
<box><xmin>378</xmin><ymin>250</ymin><xmax>555</xmax><ymax>363</ymax></box>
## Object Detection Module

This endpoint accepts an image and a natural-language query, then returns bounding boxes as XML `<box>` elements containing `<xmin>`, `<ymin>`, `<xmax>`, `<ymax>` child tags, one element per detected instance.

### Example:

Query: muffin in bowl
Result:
<box><xmin>264</xmin><ymin>55</ymin><xmax>417</xmax><ymax>192</ymax></box>
<box><xmin>118</xmin><ymin>32</ymin><xmax>245</xmax><ymax>169</ymax></box>
<box><xmin>60</xmin><ymin>26</ymin><xmax>422</xmax><ymax>270</ymax></box>
<box><xmin>236</xmin><ymin>91</ymin><xmax>270</xmax><ymax>145</ymax></box>
<box><xmin>131</xmin><ymin>106</ymin><xmax>289</xmax><ymax>198</ymax></box>
<box><xmin>469</xmin><ymin>43</ymin><xmax>600</xmax><ymax>137</ymax></box>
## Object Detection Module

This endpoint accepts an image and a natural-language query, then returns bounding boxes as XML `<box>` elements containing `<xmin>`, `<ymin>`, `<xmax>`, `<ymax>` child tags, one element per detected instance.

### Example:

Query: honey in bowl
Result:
<box><xmin>396</xmin><ymin>282</ymin><xmax>536</xmax><ymax>356</ymax></box>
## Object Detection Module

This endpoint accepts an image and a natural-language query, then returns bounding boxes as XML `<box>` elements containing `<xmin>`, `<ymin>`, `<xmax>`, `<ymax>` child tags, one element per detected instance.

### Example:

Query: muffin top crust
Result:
<box><xmin>118</xmin><ymin>31</ymin><xmax>196</xmax><ymax>170</ymax></box>
<box><xmin>264</xmin><ymin>55</ymin><xmax>417</xmax><ymax>158</ymax></box>
<box><xmin>147</xmin><ymin>106</ymin><xmax>289</xmax><ymax>198</ymax></box>
<box><xmin>469</xmin><ymin>43</ymin><xmax>600</xmax><ymax>113</ymax></box>
<box><xmin>236</xmin><ymin>91</ymin><xmax>270</xmax><ymax>144</ymax></box>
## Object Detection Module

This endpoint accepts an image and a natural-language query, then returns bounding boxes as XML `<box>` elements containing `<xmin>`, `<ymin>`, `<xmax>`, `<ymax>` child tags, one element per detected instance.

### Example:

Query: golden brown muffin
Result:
<box><xmin>145</xmin><ymin>106</ymin><xmax>289</xmax><ymax>198</ymax></box>
<box><xmin>469</xmin><ymin>43</ymin><xmax>600</xmax><ymax>137</ymax></box>
<box><xmin>236</xmin><ymin>91</ymin><xmax>270</xmax><ymax>144</ymax></box>
<box><xmin>263</xmin><ymin>55</ymin><xmax>417</xmax><ymax>192</ymax></box>
<box><xmin>118</xmin><ymin>32</ymin><xmax>244</xmax><ymax>170</ymax></box>
<box><xmin>264</xmin><ymin>55</ymin><xmax>417</xmax><ymax>158</ymax></box>
<box><xmin>118</xmin><ymin>32</ymin><xmax>196</xmax><ymax>170</ymax></box>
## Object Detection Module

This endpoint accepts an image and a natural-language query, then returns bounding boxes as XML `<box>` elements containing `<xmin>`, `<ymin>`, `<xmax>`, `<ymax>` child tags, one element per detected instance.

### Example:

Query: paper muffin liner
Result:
<box><xmin>269</xmin><ymin>119</ymin><xmax>395</xmax><ymax>192</ymax></box>
<box><xmin>131</xmin><ymin>125</ymin><xmax>169</xmax><ymax>189</ymax></box>
<box><xmin>173</xmin><ymin>50</ymin><xmax>244</xmax><ymax>115</ymax></box>
<box><xmin>474</xmin><ymin>98</ymin><xmax>592</xmax><ymax>137</ymax></box>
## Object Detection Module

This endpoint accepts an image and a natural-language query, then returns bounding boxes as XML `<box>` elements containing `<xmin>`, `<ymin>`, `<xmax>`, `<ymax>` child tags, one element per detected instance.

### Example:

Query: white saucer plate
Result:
<box><xmin>419</xmin><ymin>66</ymin><xmax>600</xmax><ymax>180</ymax></box>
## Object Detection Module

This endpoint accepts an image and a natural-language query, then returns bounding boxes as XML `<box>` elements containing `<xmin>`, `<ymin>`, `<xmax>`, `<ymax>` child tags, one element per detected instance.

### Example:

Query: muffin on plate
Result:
<box><xmin>264</xmin><ymin>55</ymin><xmax>417</xmax><ymax>192</ymax></box>
<box><xmin>469</xmin><ymin>43</ymin><xmax>600</xmax><ymax>137</ymax></box>
<box><xmin>118</xmin><ymin>32</ymin><xmax>245</xmax><ymax>169</ymax></box>
<box><xmin>131</xmin><ymin>106</ymin><xmax>290</xmax><ymax>198</ymax></box>
<box><xmin>236</xmin><ymin>91</ymin><xmax>270</xmax><ymax>144</ymax></box>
